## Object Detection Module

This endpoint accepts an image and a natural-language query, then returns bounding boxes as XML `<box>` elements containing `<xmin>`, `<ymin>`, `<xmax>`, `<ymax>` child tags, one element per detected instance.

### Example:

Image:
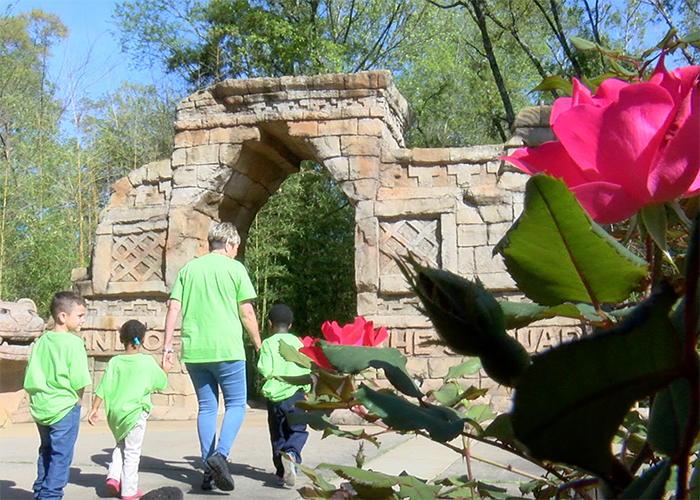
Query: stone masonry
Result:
<box><xmin>53</xmin><ymin>70</ymin><xmax>586</xmax><ymax>423</ymax></box>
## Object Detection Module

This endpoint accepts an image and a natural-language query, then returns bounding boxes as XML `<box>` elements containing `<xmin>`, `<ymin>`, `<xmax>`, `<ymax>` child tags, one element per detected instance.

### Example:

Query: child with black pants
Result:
<box><xmin>256</xmin><ymin>304</ymin><xmax>311</xmax><ymax>487</ymax></box>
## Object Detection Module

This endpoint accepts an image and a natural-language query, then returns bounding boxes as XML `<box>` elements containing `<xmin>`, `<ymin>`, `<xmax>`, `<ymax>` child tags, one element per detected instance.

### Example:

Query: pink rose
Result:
<box><xmin>502</xmin><ymin>58</ymin><xmax>700</xmax><ymax>224</ymax></box>
<box><xmin>299</xmin><ymin>316</ymin><xmax>389</xmax><ymax>370</ymax></box>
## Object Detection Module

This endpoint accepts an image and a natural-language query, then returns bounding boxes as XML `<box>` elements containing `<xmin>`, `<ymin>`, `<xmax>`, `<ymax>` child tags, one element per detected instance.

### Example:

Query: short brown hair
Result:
<box><xmin>49</xmin><ymin>292</ymin><xmax>86</xmax><ymax>322</ymax></box>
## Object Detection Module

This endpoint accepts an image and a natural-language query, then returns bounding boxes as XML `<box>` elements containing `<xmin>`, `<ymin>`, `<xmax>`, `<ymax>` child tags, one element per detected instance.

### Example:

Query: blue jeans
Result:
<box><xmin>186</xmin><ymin>360</ymin><xmax>247</xmax><ymax>466</ymax></box>
<box><xmin>33</xmin><ymin>404</ymin><xmax>81</xmax><ymax>500</ymax></box>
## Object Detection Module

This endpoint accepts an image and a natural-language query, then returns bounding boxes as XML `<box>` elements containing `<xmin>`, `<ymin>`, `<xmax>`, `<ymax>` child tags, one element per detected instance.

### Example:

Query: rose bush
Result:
<box><xmin>299</xmin><ymin>316</ymin><xmax>389</xmax><ymax>369</ymax></box>
<box><xmin>502</xmin><ymin>58</ymin><xmax>700</xmax><ymax>224</ymax></box>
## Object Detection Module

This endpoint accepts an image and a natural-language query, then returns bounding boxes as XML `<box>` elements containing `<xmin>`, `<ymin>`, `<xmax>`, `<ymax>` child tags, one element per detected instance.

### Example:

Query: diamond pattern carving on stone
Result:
<box><xmin>110</xmin><ymin>232</ymin><xmax>165</xmax><ymax>282</ymax></box>
<box><xmin>379</xmin><ymin>219</ymin><xmax>440</xmax><ymax>276</ymax></box>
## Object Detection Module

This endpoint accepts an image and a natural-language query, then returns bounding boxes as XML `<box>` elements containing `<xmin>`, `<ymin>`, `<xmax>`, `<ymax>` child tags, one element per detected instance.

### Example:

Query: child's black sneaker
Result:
<box><xmin>201</xmin><ymin>471</ymin><xmax>215</xmax><ymax>491</ymax></box>
<box><xmin>204</xmin><ymin>452</ymin><xmax>235</xmax><ymax>491</ymax></box>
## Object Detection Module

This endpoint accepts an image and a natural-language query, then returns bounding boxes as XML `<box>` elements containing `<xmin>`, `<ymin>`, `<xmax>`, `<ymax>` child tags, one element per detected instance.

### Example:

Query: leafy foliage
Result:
<box><xmin>246</xmin><ymin>162</ymin><xmax>356</xmax><ymax>336</ymax></box>
<box><xmin>494</xmin><ymin>175</ymin><xmax>648</xmax><ymax>308</ymax></box>
<box><xmin>285</xmin><ymin>178</ymin><xmax>698</xmax><ymax>499</ymax></box>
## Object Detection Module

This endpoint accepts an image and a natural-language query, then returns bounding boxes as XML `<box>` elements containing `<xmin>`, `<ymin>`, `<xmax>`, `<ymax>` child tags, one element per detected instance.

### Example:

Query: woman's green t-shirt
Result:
<box><xmin>169</xmin><ymin>253</ymin><xmax>257</xmax><ymax>363</ymax></box>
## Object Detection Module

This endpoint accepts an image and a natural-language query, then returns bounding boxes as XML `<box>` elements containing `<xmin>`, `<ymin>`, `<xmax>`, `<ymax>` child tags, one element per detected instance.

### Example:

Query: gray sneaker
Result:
<box><xmin>204</xmin><ymin>452</ymin><xmax>235</xmax><ymax>491</ymax></box>
<box><xmin>282</xmin><ymin>453</ymin><xmax>297</xmax><ymax>487</ymax></box>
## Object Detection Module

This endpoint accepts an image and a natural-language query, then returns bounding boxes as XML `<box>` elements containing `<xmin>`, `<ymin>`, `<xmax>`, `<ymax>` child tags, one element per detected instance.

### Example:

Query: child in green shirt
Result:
<box><xmin>88</xmin><ymin>320</ymin><xmax>172</xmax><ymax>500</ymax></box>
<box><xmin>257</xmin><ymin>304</ymin><xmax>312</xmax><ymax>487</ymax></box>
<box><xmin>23</xmin><ymin>291</ymin><xmax>92</xmax><ymax>500</ymax></box>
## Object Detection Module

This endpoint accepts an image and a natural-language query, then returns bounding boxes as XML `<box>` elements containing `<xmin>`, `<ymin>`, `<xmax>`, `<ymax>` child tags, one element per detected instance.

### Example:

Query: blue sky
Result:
<box><xmin>4</xmin><ymin>0</ymin><xmax>165</xmax><ymax>98</ymax></box>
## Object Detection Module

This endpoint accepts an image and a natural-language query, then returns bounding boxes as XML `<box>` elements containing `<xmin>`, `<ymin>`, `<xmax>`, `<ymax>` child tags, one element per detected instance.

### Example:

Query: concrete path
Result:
<box><xmin>0</xmin><ymin>406</ymin><xmax>544</xmax><ymax>499</ymax></box>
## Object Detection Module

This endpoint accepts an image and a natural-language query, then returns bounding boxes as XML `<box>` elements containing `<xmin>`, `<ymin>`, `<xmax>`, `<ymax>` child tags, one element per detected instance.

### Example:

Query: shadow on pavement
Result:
<box><xmin>68</xmin><ymin>466</ymin><xmax>105</xmax><ymax>497</ymax></box>
<box><xmin>82</xmin><ymin>448</ymin><xmax>285</xmax><ymax>496</ymax></box>
<box><xmin>0</xmin><ymin>479</ymin><xmax>33</xmax><ymax>499</ymax></box>
<box><xmin>228</xmin><ymin>460</ymin><xmax>279</xmax><ymax>487</ymax></box>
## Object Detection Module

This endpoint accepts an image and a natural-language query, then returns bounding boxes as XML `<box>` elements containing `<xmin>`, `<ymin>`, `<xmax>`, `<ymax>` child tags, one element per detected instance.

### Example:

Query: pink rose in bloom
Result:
<box><xmin>502</xmin><ymin>58</ymin><xmax>700</xmax><ymax>224</ymax></box>
<box><xmin>299</xmin><ymin>316</ymin><xmax>389</xmax><ymax>369</ymax></box>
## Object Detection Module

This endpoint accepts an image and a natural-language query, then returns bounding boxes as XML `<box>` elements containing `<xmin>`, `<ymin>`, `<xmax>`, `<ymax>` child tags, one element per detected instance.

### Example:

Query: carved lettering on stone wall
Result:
<box><xmin>515</xmin><ymin>327</ymin><xmax>583</xmax><ymax>353</ymax></box>
<box><xmin>388</xmin><ymin>328</ymin><xmax>442</xmax><ymax>356</ymax></box>
<box><xmin>81</xmin><ymin>330</ymin><xmax>164</xmax><ymax>355</ymax></box>
<box><xmin>110</xmin><ymin>231</ymin><xmax>166</xmax><ymax>282</ymax></box>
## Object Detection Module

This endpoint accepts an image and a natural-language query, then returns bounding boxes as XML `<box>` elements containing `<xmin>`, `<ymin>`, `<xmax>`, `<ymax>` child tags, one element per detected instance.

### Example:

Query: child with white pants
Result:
<box><xmin>88</xmin><ymin>320</ymin><xmax>172</xmax><ymax>500</ymax></box>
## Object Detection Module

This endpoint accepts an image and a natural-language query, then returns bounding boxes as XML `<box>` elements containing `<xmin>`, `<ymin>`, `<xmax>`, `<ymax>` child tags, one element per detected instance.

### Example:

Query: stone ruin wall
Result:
<box><xmin>4</xmin><ymin>71</ymin><xmax>587</xmax><ymax>423</ymax></box>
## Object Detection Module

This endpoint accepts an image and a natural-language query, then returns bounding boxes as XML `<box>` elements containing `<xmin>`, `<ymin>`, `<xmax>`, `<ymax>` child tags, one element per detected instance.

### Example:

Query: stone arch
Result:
<box><xmin>68</xmin><ymin>71</ymin><xmax>581</xmax><ymax>419</ymax></box>
<box><xmin>161</xmin><ymin>71</ymin><xmax>408</xmax><ymax>290</ymax></box>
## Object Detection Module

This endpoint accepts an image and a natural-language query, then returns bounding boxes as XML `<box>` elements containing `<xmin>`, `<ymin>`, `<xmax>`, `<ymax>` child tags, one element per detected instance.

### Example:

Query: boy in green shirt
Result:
<box><xmin>257</xmin><ymin>304</ymin><xmax>311</xmax><ymax>487</ymax></box>
<box><xmin>23</xmin><ymin>291</ymin><xmax>92</xmax><ymax>500</ymax></box>
<box><xmin>88</xmin><ymin>320</ymin><xmax>173</xmax><ymax>500</ymax></box>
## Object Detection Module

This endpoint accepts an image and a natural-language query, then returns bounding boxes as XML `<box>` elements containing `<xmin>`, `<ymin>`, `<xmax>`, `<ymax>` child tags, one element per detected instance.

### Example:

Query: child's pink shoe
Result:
<box><xmin>121</xmin><ymin>491</ymin><xmax>143</xmax><ymax>500</ymax></box>
<box><xmin>105</xmin><ymin>479</ymin><xmax>120</xmax><ymax>497</ymax></box>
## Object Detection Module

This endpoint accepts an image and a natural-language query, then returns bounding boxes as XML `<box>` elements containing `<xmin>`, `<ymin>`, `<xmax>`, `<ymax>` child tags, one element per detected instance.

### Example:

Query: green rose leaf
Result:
<box><xmin>319</xmin><ymin>342</ymin><xmax>423</xmax><ymax>398</ymax></box>
<box><xmin>618</xmin><ymin>461</ymin><xmax>672</xmax><ymax>499</ymax></box>
<box><xmin>295</xmin><ymin>400</ymin><xmax>348</xmax><ymax>411</ymax></box>
<box><xmin>533</xmin><ymin>75</ymin><xmax>573</xmax><ymax>94</ymax></box>
<box><xmin>476</xmin><ymin>481</ymin><xmax>512</xmax><ymax>499</ymax></box>
<box><xmin>317</xmin><ymin>464</ymin><xmax>442</xmax><ymax>499</ymax></box>
<box><xmin>287</xmin><ymin>408</ymin><xmax>337</xmax><ymax>431</ymax></box>
<box><xmin>495</xmin><ymin>175</ymin><xmax>648</xmax><ymax>307</ymax></box>
<box><xmin>312</xmin><ymin>370</ymin><xmax>354</xmax><ymax>400</ymax></box>
<box><xmin>279</xmin><ymin>340</ymin><xmax>313</xmax><ymax>369</ymax></box>
<box><xmin>499</xmin><ymin>300</ymin><xmax>607</xmax><ymax>329</ymax></box>
<box><xmin>464</xmin><ymin>403</ymin><xmax>495</xmax><ymax>424</ymax></box>
<box><xmin>641</xmin><ymin>203</ymin><xmax>669</xmax><ymax>254</ymax></box>
<box><xmin>444</xmin><ymin>358</ymin><xmax>482</xmax><ymax>381</ymax></box>
<box><xmin>482</xmin><ymin>414</ymin><xmax>515</xmax><ymax>441</ymax></box>
<box><xmin>295</xmin><ymin>461</ymin><xmax>337</xmax><ymax>492</ymax></box>
<box><xmin>430</xmin><ymin>381</ymin><xmax>466</xmax><ymax>406</ymax></box>
<box><xmin>570</xmin><ymin>35</ymin><xmax>598</xmax><ymax>50</ymax></box>
<box><xmin>648</xmin><ymin>375</ymin><xmax>694</xmax><ymax>456</ymax></box>
<box><xmin>511</xmin><ymin>284</ymin><xmax>682</xmax><ymax>482</ymax></box>
<box><xmin>355</xmin><ymin>384</ymin><xmax>464</xmax><ymax>442</ymax></box>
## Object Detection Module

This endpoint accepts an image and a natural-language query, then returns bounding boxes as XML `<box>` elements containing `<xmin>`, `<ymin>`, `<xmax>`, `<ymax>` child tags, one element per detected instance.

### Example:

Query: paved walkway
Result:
<box><xmin>0</xmin><ymin>405</ymin><xmax>543</xmax><ymax>499</ymax></box>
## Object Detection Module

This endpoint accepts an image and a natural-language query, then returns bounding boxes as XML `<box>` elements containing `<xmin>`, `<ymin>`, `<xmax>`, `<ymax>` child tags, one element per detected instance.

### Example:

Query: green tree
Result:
<box><xmin>0</xmin><ymin>8</ymin><xmax>73</xmax><ymax>312</ymax></box>
<box><xmin>114</xmin><ymin>0</ymin><xmax>430</xmax><ymax>87</ymax></box>
<box><xmin>247</xmin><ymin>162</ymin><xmax>355</xmax><ymax>336</ymax></box>
<box><xmin>82</xmin><ymin>82</ymin><xmax>177</xmax><ymax>204</ymax></box>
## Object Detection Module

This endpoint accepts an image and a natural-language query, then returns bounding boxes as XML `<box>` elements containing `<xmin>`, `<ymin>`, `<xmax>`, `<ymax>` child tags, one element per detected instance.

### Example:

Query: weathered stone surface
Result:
<box><xmin>427</xmin><ymin>357</ymin><xmax>467</xmax><ymax>379</ymax></box>
<box><xmin>463</xmin><ymin>183</ymin><xmax>507</xmax><ymax>207</ymax></box>
<box><xmin>319</xmin><ymin>118</ymin><xmax>358</xmax><ymax>135</ymax></box>
<box><xmin>513</xmin><ymin>105</ymin><xmax>551</xmax><ymax>128</ymax></box>
<box><xmin>457</xmin><ymin>224</ymin><xmax>488</xmax><ymax>247</ymax></box>
<box><xmin>349</xmin><ymin>156</ymin><xmax>379</xmax><ymax>179</ymax></box>
<box><xmin>479</xmin><ymin>204</ymin><xmax>513</xmax><ymax>224</ymax></box>
<box><xmin>358</xmin><ymin>118</ymin><xmax>384</xmax><ymax>136</ymax></box>
<box><xmin>287</xmin><ymin>121</ymin><xmax>318</xmax><ymax>137</ymax></box>
<box><xmin>458</xmin><ymin>247</ymin><xmax>478</xmax><ymax>275</ymax></box>
<box><xmin>108</xmin><ymin>177</ymin><xmax>133</xmax><ymax>208</ymax></box>
<box><xmin>146</xmin><ymin>160</ymin><xmax>173</xmax><ymax>181</ymax></box>
<box><xmin>308</xmin><ymin>136</ymin><xmax>341</xmax><ymax>160</ymax></box>
<box><xmin>340</xmin><ymin>136</ymin><xmax>381</xmax><ymax>157</ymax></box>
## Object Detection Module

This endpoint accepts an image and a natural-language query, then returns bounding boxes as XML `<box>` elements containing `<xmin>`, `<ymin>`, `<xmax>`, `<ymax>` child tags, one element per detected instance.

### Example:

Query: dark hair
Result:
<box><xmin>268</xmin><ymin>304</ymin><xmax>294</xmax><ymax>329</ymax></box>
<box><xmin>49</xmin><ymin>292</ymin><xmax>86</xmax><ymax>322</ymax></box>
<box><xmin>120</xmin><ymin>320</ymin><xmax>146</xmax><ymax>347</ymax></box>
